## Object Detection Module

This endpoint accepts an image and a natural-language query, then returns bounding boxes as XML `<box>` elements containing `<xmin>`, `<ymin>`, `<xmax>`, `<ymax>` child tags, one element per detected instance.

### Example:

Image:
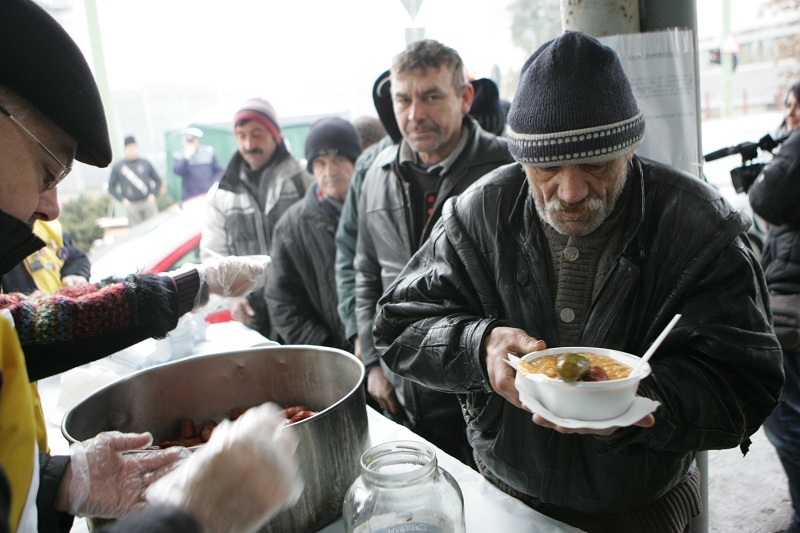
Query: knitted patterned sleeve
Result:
<box><xmin>0</xmin><ymin>270</ymin><xmax>199</xmax><ymax>381</ymax></box>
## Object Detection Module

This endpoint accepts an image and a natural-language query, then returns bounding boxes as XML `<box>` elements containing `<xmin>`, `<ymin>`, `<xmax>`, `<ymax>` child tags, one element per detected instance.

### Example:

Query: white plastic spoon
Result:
<box><xmin>631</xmin><ymin>313</ymin><xmax>682</xmax><ymax>376</ymax></box>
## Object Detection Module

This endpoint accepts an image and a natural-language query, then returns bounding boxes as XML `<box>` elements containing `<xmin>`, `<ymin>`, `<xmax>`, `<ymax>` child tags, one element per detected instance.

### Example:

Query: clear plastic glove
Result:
<box><xmin>199</xmin><ymin>256</ymin><xmax>269</xmax><ymax>297</ymax></box>
<box><xmin>146</xmin><ymin>402</ymin><xmax>303</xmax><ymax>533</ymax></box>
<box><xmin>63</xmin><ymin>431</ymin><xmax>186</xmax><ymax>518</ymax></box>
<box><xmin>191</xmin><ymin>255</ymin><xmax>270</xmax><ymax>310</ymax></box>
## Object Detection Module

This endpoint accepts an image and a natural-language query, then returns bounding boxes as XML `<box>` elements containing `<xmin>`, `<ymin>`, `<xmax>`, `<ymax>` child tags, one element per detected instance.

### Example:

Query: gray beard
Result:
<box><xmin>534</xmin><ymin>172</ymin><xmax>628</xmax><ymax>237</ymax></box>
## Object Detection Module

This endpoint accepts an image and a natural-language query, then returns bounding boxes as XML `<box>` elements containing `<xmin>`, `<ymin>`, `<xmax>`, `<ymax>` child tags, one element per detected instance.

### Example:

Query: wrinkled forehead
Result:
<box><xmin>391</xmin><ymin>65</ymin><xmax>456</xmax><ymax>95</ymax></box>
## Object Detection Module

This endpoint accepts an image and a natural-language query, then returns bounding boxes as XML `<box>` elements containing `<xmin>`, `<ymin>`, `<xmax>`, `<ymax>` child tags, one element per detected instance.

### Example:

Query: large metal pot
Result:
<box><xmin>62</xmin><ymin>345</ymin><xmax>370</xmax><ymax>532</ymax></box>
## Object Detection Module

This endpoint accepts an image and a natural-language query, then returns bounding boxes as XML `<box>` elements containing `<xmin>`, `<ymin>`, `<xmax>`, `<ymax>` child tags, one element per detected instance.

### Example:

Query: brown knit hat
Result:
<box><xmin>507</xmin><ymin>31</ymin><xmax>644</xmax><ymax>167</ymax></box>
<box><xmin>234</xmin><ymin>98</ymin><xmax>282</xmax><ymax>143</ymax></box>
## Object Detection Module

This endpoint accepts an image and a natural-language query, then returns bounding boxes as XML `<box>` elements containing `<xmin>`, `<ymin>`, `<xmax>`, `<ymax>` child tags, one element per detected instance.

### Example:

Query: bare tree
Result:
<box><xmin>508</xmin><ymin>0</ymin><xmax>563</xmax><ymax>56</ymax></box>
<box><xmin>762</xmin><ymin>0</ymin><xmax>800</xmax><ymax>83</ymax></box>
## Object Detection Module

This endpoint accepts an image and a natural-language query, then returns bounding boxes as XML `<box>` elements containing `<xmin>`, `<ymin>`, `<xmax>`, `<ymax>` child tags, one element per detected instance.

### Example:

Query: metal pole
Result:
<box><xmin>83</xmin><ymin>0</ymin><xmax>119</xmax><ymax>162</ymax></box>
<box><xmin>721</xmin><ymin>0</ymin><xmax>734</xmax><ymax>117</ymax></box>
<box><xmin>637</xmin><ymin>6</ymin><xmax>708</xmax><ymax>531</ymax></box>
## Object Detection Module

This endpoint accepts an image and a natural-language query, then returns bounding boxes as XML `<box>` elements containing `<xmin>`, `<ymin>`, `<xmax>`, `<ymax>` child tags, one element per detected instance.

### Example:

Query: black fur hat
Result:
<box><xmin>470</xmin><ymin>78</ymin><xmax>506</xmax><ymax>135</ymax></box>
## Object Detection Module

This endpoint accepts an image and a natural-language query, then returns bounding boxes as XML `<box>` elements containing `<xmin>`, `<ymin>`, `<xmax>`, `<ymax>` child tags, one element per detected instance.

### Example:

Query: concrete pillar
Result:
<box><xmin>560</xmin><ymin>0</ymin><xmax>640</xmax><ymax>36</ymax></box>
<box><xmin>560</xmin><ymin>2</ymin><xmax>709</xmax><ymax>532</ymax></box>
<box><xmin>636</xmin><ymin>3</ymin><xmax>709</xmax><ymax>532</ymax></box>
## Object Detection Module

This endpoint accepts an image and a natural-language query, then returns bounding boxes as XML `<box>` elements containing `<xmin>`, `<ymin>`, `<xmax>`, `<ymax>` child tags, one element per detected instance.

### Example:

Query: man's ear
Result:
<box><xmin>461</xmin><ymin>82</ymin><xmax>475</xmax><ymax>116</ymax></box>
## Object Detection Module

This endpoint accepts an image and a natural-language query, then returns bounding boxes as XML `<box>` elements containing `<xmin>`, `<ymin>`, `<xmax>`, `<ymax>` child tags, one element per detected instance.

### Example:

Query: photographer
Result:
<box><xmin>748</xmin><ymin>81</ymin><xmax>800</xmax><ymax>533</ymax></box>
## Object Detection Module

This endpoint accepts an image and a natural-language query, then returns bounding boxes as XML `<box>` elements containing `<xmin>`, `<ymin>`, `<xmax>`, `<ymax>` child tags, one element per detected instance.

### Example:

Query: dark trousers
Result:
<box><xmin>764</xmin><ymin>348</ymin><xmax>800</xmax><ymax>533</ymax></box>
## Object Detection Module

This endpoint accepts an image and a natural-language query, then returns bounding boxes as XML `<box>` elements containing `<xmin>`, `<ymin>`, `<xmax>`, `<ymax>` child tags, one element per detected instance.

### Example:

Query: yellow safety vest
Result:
<box><xmin>25</xmin><ymin>220</ymin><xmax>67</xmax><ymax>294</ymax></box>
<box><xmin>0</xmin><ymin>311</ymin><xmax>38</xmax><ymax>532</ymax></box>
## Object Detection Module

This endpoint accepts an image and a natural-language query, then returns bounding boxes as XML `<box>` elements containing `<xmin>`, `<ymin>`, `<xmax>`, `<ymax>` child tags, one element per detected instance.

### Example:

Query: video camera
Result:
<box><xmin>704</xmin><ymin>132</ymin><xmax>790</xmax><ymax>193</ymax></box>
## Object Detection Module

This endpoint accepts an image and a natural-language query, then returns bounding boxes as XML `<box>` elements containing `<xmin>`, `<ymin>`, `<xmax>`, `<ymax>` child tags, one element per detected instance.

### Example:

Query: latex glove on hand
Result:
<box><xmin>60</xmin><ymin>431</ymin><xmax>186</xmax><ymax>518</ymax></box>
<box><xmin>147</xmin><ymin>402</ymin><xmax>303</xmax><ymax>533</ymax></box>
<box><xmin>191</xmin><ymin>255</ymin><xmax>270</xmax><ymax>311</ymax></box>
<box><xmin>198</xmin><ymin>255</ymin><xmax>270</xmax><ymax>298</ymax></box>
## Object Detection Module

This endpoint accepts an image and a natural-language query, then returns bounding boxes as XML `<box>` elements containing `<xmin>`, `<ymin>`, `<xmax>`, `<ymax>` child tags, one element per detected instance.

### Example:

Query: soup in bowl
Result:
<box><xmin>514</xmin><ymin>346</ymin><xmax>650</xmax><ymax>421</ymax></box>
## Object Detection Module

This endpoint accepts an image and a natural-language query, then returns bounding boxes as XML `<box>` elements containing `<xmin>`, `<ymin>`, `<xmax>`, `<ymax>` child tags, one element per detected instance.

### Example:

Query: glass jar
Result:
<box><xmin>342</xmin><ymin>440</ymin><xmax>465</xmax><ymax>533</ymax></box>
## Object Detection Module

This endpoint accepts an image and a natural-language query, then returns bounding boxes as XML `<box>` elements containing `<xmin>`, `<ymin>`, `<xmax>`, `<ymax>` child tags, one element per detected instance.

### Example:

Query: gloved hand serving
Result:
<box><xmin>62</xmin><ymin>431</ymin><xmax>186</xmax><ymax>518</ymax></box>
<box><xmin>184</xmin><ymin>255</ymin><xmax>270</xmax><ymax>310</ymax></box>
<box><xmin>198</xmin><ymin>255</ymin><xmax>269</xmax><ymax>298</ymax></box>
<box><xmin>146</xmin><ymin>402</ymin><xmax>303</xmax><ymax>533</ymax></box>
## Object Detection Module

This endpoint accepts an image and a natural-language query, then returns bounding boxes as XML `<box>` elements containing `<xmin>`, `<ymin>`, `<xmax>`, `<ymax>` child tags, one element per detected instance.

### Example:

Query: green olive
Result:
<box><xmin>556</xmin><ymin>353</ymin><xmax>591</xmax><ymax>383</ymax></box>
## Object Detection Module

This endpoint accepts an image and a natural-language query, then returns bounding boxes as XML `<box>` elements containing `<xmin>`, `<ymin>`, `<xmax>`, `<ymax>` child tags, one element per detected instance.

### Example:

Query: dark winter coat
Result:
<box><xmin>355</xmin><ymin>117</ymin><xmax>514</xmax><ymax>426</ymax></box>
<box><xmin>266</xmin><ymin>185</ymin><xmax>352</xmax><ymax>352</ymax></box>
<box><xmin>749</xmin><ymin>127</ymin><xmax>800</xmax><ymax>294</ymax></box>
<box><xmin>374</xmin><ymin>157</ymin><xmax>783</xmax><ymax>514</ymax></box>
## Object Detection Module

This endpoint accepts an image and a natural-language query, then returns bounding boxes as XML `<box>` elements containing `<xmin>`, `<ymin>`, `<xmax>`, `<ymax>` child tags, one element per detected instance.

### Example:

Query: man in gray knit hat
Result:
<box><xmin>373</xmin><ymin>31</ymin><xmax>783</xmax><ymax>531</ymax></box>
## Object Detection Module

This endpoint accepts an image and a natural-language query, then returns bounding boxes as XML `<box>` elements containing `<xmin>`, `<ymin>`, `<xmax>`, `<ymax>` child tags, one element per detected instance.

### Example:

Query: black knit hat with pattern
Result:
<box><xmin>304</xmin><ymin>117</ymin><xmax>363</xmax><ymax>172</ymax></box>
<box><xmin>0</xmin><ymin>0</ymin><xmax>112</xmax><ymax>167</ymax></box>
<box><xmin>507</xmin><ymin>31</ymin><xmax>644</xmax><ymax>167</ymax></box>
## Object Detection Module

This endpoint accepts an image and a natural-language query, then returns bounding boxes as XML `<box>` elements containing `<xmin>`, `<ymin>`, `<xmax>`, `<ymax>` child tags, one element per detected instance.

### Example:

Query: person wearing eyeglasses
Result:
<box><xmin>0</xmin><ymin>1</ymin><xmax>301</xmax><ymax>532</ymax></box>
<box><xmin>107</xmin><ymin>135</ymin><xmax>163</xmax><ymax>227</ymax></box>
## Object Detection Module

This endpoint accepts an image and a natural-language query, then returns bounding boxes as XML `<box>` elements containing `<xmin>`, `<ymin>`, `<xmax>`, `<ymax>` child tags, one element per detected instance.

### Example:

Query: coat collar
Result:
<box><xmin>513</xmin><ymin>155</ymin><xmax>647</xmax><ymax>261</ymax></box>
<box><xmin>0</xmin><ymin>209</ymin><xmax>45</xmax><ymax>278</ymax></box>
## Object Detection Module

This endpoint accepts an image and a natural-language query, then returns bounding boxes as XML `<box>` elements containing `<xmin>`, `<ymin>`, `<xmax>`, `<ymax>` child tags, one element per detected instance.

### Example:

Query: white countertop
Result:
<box><xmin>317</xmin><ymin>408</ymin><xmax>581</xmax><ymax>533</ymax></box>
<box><xmin>37</xmin><ymin>321</ymin><xmax>579</xmax><ymax>533</ymax></box>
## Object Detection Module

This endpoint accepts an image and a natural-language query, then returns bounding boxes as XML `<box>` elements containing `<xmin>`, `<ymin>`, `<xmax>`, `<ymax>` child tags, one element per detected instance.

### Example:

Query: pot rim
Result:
<box><xmin>60</xmin><ymin>344</ymin><xmax>365</xmax><ymax>444</ymax></box>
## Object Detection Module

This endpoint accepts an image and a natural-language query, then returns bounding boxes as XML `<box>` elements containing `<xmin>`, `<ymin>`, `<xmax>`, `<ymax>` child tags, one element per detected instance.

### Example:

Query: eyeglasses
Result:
<box><xmin>0</xmin><ymin>102</ymin><xmax>72</xmax><ymax>190</ymax></box>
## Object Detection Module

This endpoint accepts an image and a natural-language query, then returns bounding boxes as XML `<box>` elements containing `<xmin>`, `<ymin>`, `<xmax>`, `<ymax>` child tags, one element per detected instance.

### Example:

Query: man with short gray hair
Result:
<box><xmin>354</xmin><ymin>39</ymin><xmax>514</xmax><ymax>466</ymax></box>
<box><xmin>374</xmin><ymin>31</ymin><xmax>783</xmax><ymax>531</ymax></box>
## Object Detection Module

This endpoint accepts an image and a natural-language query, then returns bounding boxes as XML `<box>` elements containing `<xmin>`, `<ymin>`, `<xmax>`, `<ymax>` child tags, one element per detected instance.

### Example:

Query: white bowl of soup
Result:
<box><xmin>515</xmin><ymin>346</ymin><xmax>650</xmax><ymax>421</ymax></box>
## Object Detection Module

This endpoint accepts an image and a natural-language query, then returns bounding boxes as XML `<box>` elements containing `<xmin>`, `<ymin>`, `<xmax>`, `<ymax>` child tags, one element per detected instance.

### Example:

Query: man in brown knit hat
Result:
<box><xmin>373</xmin><ymin>31</ymin><xmax>783</xmax><ymax>531</ymax></box>
<box><xmin>202</xmin><ymin>97</ymin><xmax>313</xmax><ymax>339</ymax></box>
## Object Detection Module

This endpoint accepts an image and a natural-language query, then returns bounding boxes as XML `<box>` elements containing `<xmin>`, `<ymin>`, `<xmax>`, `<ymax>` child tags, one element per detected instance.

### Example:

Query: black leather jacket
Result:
<box><xmin>374</xmin><ymin>157</ymin><xmax>783</xmax><ymax>513</ymax></box>
<box><xmin>749</xmin><ymin>127</ymin><xmax>800</xmax><ymax>294</ymax></box>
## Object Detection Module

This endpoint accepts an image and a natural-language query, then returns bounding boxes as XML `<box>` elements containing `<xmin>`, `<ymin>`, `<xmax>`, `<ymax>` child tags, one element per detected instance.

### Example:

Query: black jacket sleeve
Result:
<box><xmin>60</xmin><ymin>233</ymin><xmax>91</xmax><ymax>281</ymax></box>
<box><xmin>748</xmin><ymin>128</ymin><xmax>800</xmax><ymax>226</ymax></box>
<box><xmin>37</xmin><ymin>454</ymin><xmax>73</xmax><ymax>533</ymax></box>
<box><xmin>0</xmin><ymin>466</ymin><xmax>10</xmax><ymax>533</ymax></box>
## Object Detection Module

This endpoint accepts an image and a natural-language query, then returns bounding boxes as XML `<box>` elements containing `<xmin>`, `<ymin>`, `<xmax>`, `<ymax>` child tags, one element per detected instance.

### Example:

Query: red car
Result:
<box><xmin>89</xmin><ymin>195</ymin><xmax>206</xmax><ymax>281</ymax></box>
